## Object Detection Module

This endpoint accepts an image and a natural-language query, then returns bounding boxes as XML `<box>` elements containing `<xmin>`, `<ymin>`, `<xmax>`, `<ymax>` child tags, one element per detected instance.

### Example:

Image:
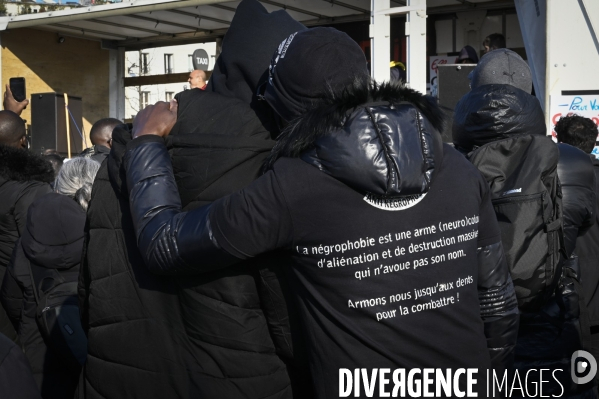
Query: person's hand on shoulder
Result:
<box><xmin>4</xmin><ymin>84</ymin><xmax>29</xmax><ymax>116</ymax></box>
<box><xmin>132</xmin><ymin>99</ymin><xmax>178</xmax><ymax>139</ymax></box>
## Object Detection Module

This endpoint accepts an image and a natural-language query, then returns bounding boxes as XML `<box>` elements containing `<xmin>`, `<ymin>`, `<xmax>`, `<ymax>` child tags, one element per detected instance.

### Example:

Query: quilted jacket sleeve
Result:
<box><xmin>124</xmin><ymin>136</ymin><xmax>293</xmax><ymax>275</ymax></box>
<box><xmin>478</xmin><ymin>241</ymin><xmax>519</xmax><ymax>374</ymax></box>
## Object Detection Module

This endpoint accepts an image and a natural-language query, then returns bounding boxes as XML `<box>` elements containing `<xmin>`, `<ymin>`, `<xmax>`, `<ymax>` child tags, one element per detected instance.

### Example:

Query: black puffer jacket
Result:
<box><xmin>557</xmin><ymin>143</ymin><xmax>596</xmax><ymax>257</ymax></box>
<box><xmin>0</xmin><ymin>193</ymin><xmax>84</xmax><ymax>399</ymax></box>
<box><xmin>124</xmin><ymin>82</ymin><xmax>519</xmax><ymax>398</ymax></box>
<box><xmin>576</xmin><ymin>155</ymin><xmax>599</xmax><ymax>325</ymax></box>
<box><xmin>0</xmin><ymin>145</ymin><xmax>53</xmax><ymax>341</ymax></box>
<box><xmin>453</xmin><ymin>84</ymin><xmax>595</xmax><ymax>398</ymax></box>
<box><xmin>77</xmin><ymin>130</ymin><xmax>195</xmax><ymax>399</ymax></box>
<box><xmin>169</xmin><ymin>87</ymin><xmax>310</xmax><ymax>397</ymax></box>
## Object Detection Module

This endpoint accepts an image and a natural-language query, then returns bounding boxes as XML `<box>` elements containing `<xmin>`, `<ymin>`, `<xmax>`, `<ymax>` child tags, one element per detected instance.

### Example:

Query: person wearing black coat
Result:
<box><xmin>124</xmin><ymin>28</ymin><xmax>519</xmax><ymax>399</ymax></box>
<box><xmin>77</xmin><ymin>1</ymin><xmax>310</xmax><ymax>398</ymax></box>
<box><xmin>0</xmin><ymin>111</ymin><xmax>54</xmax><ymax>342</ymax></box>
<box><xmin>453</xmin><ymin>50</ymin><xmax>595</xmax><ymax>398</ymax></box>
<box><xmin>555</xmin><ymin>115</ymin><xmax>599</xmax><ymax>382</ymax></box>
<box><xmin>0</xmin><ymin>158</ymin><xmax>99</xmax><ymax>399</ymax></box>
<box><xmin>556</xmin><ymin>143</ymin><xmax>596</xmax><ymax>256</ymax></box>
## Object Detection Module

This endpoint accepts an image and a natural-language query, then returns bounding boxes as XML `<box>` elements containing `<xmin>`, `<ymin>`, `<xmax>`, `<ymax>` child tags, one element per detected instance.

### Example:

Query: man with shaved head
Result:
<box><xmin>188</xmin><ymin>69</ymin><xmax>207</xmax><ymax>90</ymax></box>
<box><xmin>0</xmin><ymin>88</ymin><xmax>54</xmax><ymax>342</ymax></box>
<box><xmin>0</xmin><ymin>111</ymin><xmax>27</xmax><ymax>149</ymax></box>
<box><xmin>80</xmin><ymin>117</ymin><xmax>121</xmax><ymax>164</ymax></box>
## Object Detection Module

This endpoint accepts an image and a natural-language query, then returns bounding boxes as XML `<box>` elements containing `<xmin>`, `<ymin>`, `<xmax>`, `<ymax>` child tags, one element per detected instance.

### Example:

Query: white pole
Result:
<box><xmin>406</xmin><ymin>0</ymin><xmax>427</xmax><ymax>94</ymax></box>
<box><xmin>370</xmin><ymin>0</ymin><xmax>428</xmax><ymax>92</ymax></box>
<box><xmin>370</xmin><ymin>0</ymin><xmax>391</xmax><ymax>83</ymax></box>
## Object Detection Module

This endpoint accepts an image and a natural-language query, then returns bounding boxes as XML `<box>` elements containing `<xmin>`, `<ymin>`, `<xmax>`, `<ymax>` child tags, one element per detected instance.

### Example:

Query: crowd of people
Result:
<box><xmin>0</xmin><ymin>1</ymin><xmax>597</xmax><ymax>398</ymax></box>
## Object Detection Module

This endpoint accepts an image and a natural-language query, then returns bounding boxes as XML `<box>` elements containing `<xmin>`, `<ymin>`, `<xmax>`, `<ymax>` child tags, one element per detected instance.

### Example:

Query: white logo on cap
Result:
<box><xmin>269</xmin><ymin>32</ymin><xmax>298</xmax><ymax>86</ymax></box>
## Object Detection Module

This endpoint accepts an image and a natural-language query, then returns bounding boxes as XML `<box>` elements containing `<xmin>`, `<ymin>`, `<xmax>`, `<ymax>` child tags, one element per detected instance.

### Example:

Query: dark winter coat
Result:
<box><xmin>573</xmin><ymin>155</ymin><xmax>599</xmax><ymax>325</ymax></box>
<box><xmin>0</xmin><ymin>193</ymin><xmax>84</xmax><ymax>399</ymax></box>
<box><xmin>79</xmin><ymin>145</ymin><xmax>110</xmax><ymax>165</ymax></box>
<box><xmin>77</xmin><ymin>131</ymin><xmax>198</xmax><ymax>399</ymax></box>
<box><xmin>170</xmin><ymin>88</ymin><xmax>311</xmax><ymax>393</ymax></box>
<box><xmin>0</xmin><ymin>145</ymin><xmax>53</xmax><ymax>341</ymax></box>
<box><xmin>557</xmin><ymin>143</ymin><xmax>596</xmax><ymax>257</ymax></box>
<box><xmin>78</xmin><ymin>1</ymin><xmax>310</xmax><ymax>397</ymax></box>
<box><xmin>124</xmin><ymin>81</ymin><xmax>520</xmax><ymax>398</ymax></box>
<box><xmin>0</xmin><ymin>332</ymin><xmax>41</xmax><ymax>399</ymax></box>
<box><xmin>453</xmin><ymin>84</ymin><xmax>594</xmax><ymax>398</ymax></box>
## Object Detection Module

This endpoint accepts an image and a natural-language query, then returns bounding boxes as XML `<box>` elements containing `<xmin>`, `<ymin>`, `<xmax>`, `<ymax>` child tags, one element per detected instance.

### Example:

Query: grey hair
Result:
<box><xmin>54</xmin><ymin>157</ymin><xmax>100</xmax><ymax>211</ymax></box>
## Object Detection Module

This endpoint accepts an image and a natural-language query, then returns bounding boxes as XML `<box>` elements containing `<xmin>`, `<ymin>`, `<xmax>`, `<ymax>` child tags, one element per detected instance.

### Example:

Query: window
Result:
<box><xmin>141</xmin><ymin>91</ymin><xmax>150</xmax><ymax>109</ymax></box>
<box><xmin>140</xmin><ymin>53</ymin><xmax>149</xmax><ymax>75</ymax></box>
<box><xmin>188</xmin><ymin>55</ymin><xmax>193</xmax><ymax>72</ymax></box>
<box><xmin>164</xmin><ymin>54</ymin><xmax>173</xmax><ymax>74</ymax></box>
<box><xmin>165</xmin><ymin>92</ymin><xmax>174</xmax><ymax>102</ymax></box>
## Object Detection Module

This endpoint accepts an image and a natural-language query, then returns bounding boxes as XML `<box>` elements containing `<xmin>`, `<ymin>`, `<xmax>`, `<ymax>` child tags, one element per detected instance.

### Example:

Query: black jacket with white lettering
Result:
<box><xmin>124</xmin><ymin>80</ymin><xmax>519</xmax><ymax>398</ymax></box>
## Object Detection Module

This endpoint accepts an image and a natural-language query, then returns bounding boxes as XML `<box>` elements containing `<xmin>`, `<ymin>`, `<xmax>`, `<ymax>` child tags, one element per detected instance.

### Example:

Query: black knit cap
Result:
<box><xmin>264</xmin><ymin>27</ymin><xmax>369</xmax><ymax>122</ymax></box>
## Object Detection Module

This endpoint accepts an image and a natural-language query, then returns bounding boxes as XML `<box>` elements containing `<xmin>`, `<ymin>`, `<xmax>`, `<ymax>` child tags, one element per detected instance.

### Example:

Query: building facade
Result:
<box><xmin>124</xmin><ymin>42</ymin><xmax>216</xmax><ymax>120</ymax></box>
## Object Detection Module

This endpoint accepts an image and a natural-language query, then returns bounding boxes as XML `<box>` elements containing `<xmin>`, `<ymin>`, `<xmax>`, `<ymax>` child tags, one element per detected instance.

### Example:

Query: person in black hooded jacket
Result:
<box><xmin>77</xmin><ymin>1</ymin><xmax>311</xmax><ymax>398</ymax></box>
<box><xmin>124</xmin><ymin>27</ymin><xmax>519</xmax><ymax>399</ymax></box>
<box><xmin>0</xmin><ymin>157</ymin><xmax>99</xmax><ymax>399</ymax></box>
<box><xmin>453</xmin><ymin>49</ymin><xmax>595</xmax><ymax>398</ymax></box>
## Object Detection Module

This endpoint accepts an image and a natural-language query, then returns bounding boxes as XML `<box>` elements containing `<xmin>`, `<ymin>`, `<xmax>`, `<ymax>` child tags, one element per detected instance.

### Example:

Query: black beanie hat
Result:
<box><xmin>264</xmin><ymin>27</ymin><xmax>369</xmax><ymax>122</ymax></box>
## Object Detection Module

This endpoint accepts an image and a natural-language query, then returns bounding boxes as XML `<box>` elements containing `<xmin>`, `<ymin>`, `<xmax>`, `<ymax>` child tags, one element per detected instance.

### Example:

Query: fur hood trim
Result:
<box><xmin>265</xmin><ymin>79</ymin><xmax>445</xmax><ymax>170</ymax></box>
<box><xmin>0</xmin><ymin>145</ymin><xmax>55</xmax><ymax>183</ymax></box>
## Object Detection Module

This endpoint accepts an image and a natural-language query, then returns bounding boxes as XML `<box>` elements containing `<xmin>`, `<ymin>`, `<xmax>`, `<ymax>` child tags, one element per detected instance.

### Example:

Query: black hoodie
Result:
<box><xmin>0</xmin><ymin>193</ymin><xmax>84</xmax><ymax>399</ymax></box>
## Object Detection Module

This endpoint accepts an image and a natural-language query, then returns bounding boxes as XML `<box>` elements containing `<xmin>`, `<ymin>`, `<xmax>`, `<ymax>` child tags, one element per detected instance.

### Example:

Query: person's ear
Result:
<box><xmin>19</xmin><ymin>135</ymin><xmax>27</xmax><ymax>149</ymax></box>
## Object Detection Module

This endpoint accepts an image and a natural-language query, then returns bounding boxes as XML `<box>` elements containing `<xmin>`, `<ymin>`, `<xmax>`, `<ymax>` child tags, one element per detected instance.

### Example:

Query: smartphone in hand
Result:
<box><xmin>9</xmin><ymin>77</ymin><xmax>26</xmax><ymax>102</ymax></box>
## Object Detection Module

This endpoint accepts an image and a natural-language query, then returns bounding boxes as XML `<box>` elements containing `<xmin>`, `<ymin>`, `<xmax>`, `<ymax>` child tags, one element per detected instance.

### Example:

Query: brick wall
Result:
<box><xmin>2</xmin><ymin>28</ymin><xmax>110</xmax><ymax>147</ymax></box>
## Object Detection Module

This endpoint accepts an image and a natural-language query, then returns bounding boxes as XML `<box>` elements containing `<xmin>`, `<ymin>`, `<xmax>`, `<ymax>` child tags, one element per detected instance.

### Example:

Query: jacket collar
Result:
<box><xmin>0</xmin><ymin>145</ymin><xmax>55</xmax><ymax>183</ymax></box>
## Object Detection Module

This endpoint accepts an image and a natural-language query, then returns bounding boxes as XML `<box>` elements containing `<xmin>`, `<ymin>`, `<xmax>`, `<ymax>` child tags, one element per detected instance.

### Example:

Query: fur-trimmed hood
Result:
<box><xmin>0</xmin><ymin>145</ymin><xmax>55</xmax><ymax>183</ymax></box>
<box><xmin>265</xmin><ymin>80</ymin><xmax>445</xmax><ymax>197</ymax></box>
